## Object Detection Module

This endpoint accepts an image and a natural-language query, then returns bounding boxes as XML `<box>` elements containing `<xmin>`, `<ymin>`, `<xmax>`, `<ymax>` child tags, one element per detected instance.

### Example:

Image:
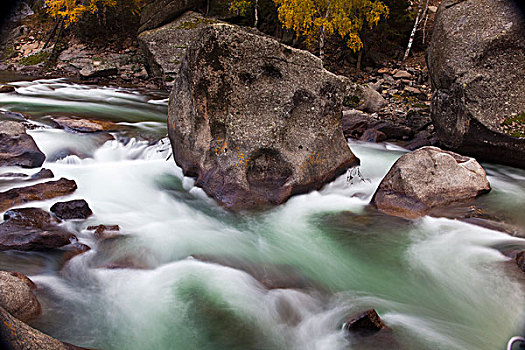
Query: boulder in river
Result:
<box><xmin>428</xmin><ymin>0</ymin><xmax>525</xmax><ymax>168</ymax></box>
<box><xmin>138</xmin><ymin>11</ymin><xmax>220</xmax><ymax>85</ymax></box>
<box><xmin>51</xmin><ymin>199</ymin><xmax>93</xmax><ymax>220</ymax></box>
<box><xmin>168</xmin><ymin>24</ymin><xmax>359</xmax><ymax>210</ymax></box>
<box><xmin>371</xmin><ymin>146</ymin><xmax>491</xmax><ymax>218</ymax></box>
<box><xmin>0</xmin><ymin>120</ymin><xmax>46</xmax><ymax>168</ymax></box>
<box><xmin>138</xmin><ymin>0</ymin><xmax>205</xmax><ymax>32</ymax></box>
<box><xmin>0</xmin><ymin>178</ymin><xmax>77</xmax><ymax>212</ymax></box>
<box><xmin>50</xmin><ymin>116</ymin><xmax>119</xmax><ymax>133</ymax></box>
<box><xmin>0</xmin><ymin>208</ymin><xmax>76</xmax><ymax>251</ymax></box>
<box><xmin>343</xmin><ymin>309</ymin><xmax>388</xmax><ymax>336</ymax></box>
<box><xmin>0</xmin><ymin>306</ymin><xmax>92</xmax><ymax>350</ymax></box>
<box><xmin>0</xmin><ymin>271</ymin><xmax>41</xmax><ymax>323</ymax></box>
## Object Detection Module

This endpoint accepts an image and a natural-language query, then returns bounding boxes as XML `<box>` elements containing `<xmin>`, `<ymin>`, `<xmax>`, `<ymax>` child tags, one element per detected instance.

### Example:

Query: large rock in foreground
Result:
<box><xmin>0</xmin><ymin>121</ymin><xmax>45</xmax><ymax>168</ymax></box>
<box><xmin>0</xmin><ymin>306</ymin><xmax>91</xmax><ymax>350</ymax></box>
<box><xmin>0</xmin><ymin>271</ymin><xmax>41</xmax><ymax>323</ymax></box>
<box><xmin>168</xmin><ymin>24</ymin><xmax>359</xmax><ymax>210</ymax></box>
<box><xmin>428</xmin><ymin>0</ymin><xmax>525</xmax><ymax>168</ymax></box>
<box><xmin>371</xmin><ymin>147</ymin><xmax>491</xmax><ymax>218</ymax></box>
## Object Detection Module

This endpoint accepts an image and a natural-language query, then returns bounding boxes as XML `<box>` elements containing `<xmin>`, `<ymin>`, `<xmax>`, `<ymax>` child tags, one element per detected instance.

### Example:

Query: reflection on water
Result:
<box><xmin>0</xmin><ymin>80</ymin><xmax>524</xmax><ymax>350</ymax></box>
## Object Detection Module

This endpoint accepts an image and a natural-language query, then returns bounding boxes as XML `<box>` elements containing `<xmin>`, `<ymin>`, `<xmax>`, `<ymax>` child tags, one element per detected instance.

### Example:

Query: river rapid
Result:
<box><xmin>0</xmin><ymin>79</ymin><xmax>524</xmax><ymax>350</ymax></box>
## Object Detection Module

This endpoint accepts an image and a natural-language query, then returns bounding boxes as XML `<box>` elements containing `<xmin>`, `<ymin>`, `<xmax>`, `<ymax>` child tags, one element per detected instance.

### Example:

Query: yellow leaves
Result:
<box><xmin>272</xmin><ymin>0</ymin><xmax>389</xmax><ymax>53</ymax></box>
<box><xmin>45</xmin><ymin>0</ymin><xmax>117</xmax><ymax>27</ymax></box>
<box><xmin>229</xmin><ymin>0</ymin><xmax>253</xmax><ymax>16</ymax></box>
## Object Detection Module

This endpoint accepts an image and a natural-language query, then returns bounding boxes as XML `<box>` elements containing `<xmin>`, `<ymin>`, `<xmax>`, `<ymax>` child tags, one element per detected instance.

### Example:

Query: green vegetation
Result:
<box><xmin>502</xmin><ymin>113</ymin><xmax>525</xmax><ymax>126</ymax></box>
<box><xmin>343</xmin><ymin>95</ymin><xmax>361</xmax><ymax>108</ymax></box>
<box><xmin>176</xmin><ymin>19</ymin><xmax>218</xmax><ymax>30</ymax></box>
<box><xmin>18</xmin><ymin>51</ymin><xmax>50</xmax><ymax>66</ymax></box>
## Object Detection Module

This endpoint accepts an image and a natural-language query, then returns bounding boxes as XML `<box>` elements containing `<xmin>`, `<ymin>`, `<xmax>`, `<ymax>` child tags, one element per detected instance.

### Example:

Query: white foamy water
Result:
<box><xmin>0</xmin><ymin>81</ymin><xmax>523</xmax><ymax>350</ymax></box>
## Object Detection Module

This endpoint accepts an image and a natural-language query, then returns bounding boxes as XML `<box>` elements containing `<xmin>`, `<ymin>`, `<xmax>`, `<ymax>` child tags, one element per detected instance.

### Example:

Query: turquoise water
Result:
<box><xmin>0</xmin><ymin>79</ymin><xmax>524</xmax><ymax>350</ymax></box>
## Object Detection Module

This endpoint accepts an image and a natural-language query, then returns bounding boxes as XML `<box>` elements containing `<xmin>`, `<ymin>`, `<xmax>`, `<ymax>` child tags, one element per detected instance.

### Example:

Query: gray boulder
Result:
<box><xmin>138</xmin><ymin>11</ymin><xmax>219</xmax><ymax>85</ymax></box>
<box><xmin>168</xmin><ymin>24</ymin><xmax>359</xmax><ymax>210</ymax></box>
<box><xmin>139</xmin><ymin>0</ymin><xmax>205</xmax><ymax>33</ymax></box>
<box><xmin>371</xmin><ymin>146</ymin><xmax>491</xmax><ymax>218</ymax></box>
<box><xmin>344</xmin><ymin>82</ymin><xmax>386</xmax><ymax>113</ymax></box>
<box><xmin>0</xmin><ymin>271</ymin><xmax>41</xmax><ymax>323</ymax></box>
<box><xmin>0</xmin><ymin>121</ymin><xmax>45</xmax><ymax>168</ymax></box>
<box><xmin>428</xmin><ymin>0</ymin><xmax>525</xmax><ymax>168</ymax></box>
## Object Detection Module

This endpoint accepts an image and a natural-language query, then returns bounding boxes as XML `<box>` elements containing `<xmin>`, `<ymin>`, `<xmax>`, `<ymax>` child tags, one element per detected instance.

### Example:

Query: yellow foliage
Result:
<box><xmin>45</xmin><ymin>0</ymin><xmax>118</xmax><ymax>26</ymax></box>
<box><xmin>273</xmin><ymin>0</ymin><xmax>389</xmax><ymax>52</ymax></box>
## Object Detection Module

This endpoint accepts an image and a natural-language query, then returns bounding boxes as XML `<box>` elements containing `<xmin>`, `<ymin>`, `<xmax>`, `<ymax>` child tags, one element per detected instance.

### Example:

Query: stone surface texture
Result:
<box><xmin>168</xmin><ymin>24</ymin><xmax>359</xmax><ymax>210</ymax></box>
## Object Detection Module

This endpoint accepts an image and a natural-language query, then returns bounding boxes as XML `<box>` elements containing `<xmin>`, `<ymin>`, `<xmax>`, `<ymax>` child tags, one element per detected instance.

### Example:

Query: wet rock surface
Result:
<box><xmin>0</xmin><ymin>271</ymin><xmax>41</xmax><ymax>323</ymax></box>
<box><xmin>0</xmin><ymin>120</ymin><xmax>46</xmax><ymax>168</ymax></box>
<box><xmin>343</xmin><ymin>309</ymin><xmax>388</xmax><ymax>336</ymax></box>
<box><xmin>372</xmin><ymin>147</ymin><xmax>491</xmax><ymax>218</ymax></box>
<box><xmin>50</xmin><ymin>116</ymin><xmax>120</xmax><ymax>133</ymax></box>
<box><xmin>87</xmin><ymin>224</ymin><xmax>120</xmax><ymax>240</ymax></box>
<box><xmin>0</xmin><ymin>178</ymin><xmax>77</xmax><ymax>212</ymax></box>
<box><xmin>50</xmin><ymin>199</ymin><xmax>93</xmax><ymax>220</ymax></box>
<box><xmin>0</xmin><ymin>207</ymin><xmax>76</xmax><ymax>251</ymax></box>
<box><xmin>428</xmin><ymin>0</ymin><xmax>525</xmax><ymax>168</ymax></box>
<box><xmin>169</xmin><ymin>24</ymin><xmax>359</xmax><ymax>210</ymax></box>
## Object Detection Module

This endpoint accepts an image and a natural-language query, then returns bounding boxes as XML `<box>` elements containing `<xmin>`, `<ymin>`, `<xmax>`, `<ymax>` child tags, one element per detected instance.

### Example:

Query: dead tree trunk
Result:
<box><xmin>403</xmin><ymin>0</ymin><xmax>429</xmax><ymax>61</ymax></box>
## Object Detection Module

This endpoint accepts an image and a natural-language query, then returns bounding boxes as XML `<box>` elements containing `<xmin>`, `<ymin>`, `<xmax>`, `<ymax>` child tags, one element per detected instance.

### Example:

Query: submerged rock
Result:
<box><xmin>0</xmin><ymin>178</ymin><xmax>77</xmax><ymax>212</ymax></box>
<box><xmin>0</xmin><ymin>208</ymin><xmax>76</xmax><ymax>251</ymax></box>
<box><xmin>138</xmin><ymin>11</ymin><xmax>220</xmax><ymax>85</ymax></box>
<box><xmin>0</xmin><ymin>271</ymin><xmax>41</xmax><ymax>323</ymax></box>
<box><xmin>0</xmin><ymin>120</ymin><xmax>45</xmax><ymax>168</ymax></box>
<box><xmin>87</xmin><ymin>224</ymin><xmax>120</xmax><ymax>239</ymax></box>
<box><xmin>168</xmin><ymin>24</ymin><xmax>359</xmax><ymax>210</ymax></box>
<box><xmin>343</xmin><ymin>309</ymin><xmax>388</xmax><ymax>336</ymax></box>
<box><xmin>51</xmin><ymin>199</ymin><xmax>93</xmax><ymax>220</ymax></box>
<box><xmin>428</xmin><ymin>0</ymin><xmax>525</xmax><ymax>168</ymax></box>
<box><xmin>371</xmin><ymin>147</ymin><xmax>491</xmax><ymax>218</ymax></box>
<box><xmin>50</xmin><ymin>116</ymin><xmax>119</xmax><ymax>133</ymax></box>
<box><xmin>191</xmin><ymin>255</ymin><xmax>315</xmax><ymax>290</ymax></box>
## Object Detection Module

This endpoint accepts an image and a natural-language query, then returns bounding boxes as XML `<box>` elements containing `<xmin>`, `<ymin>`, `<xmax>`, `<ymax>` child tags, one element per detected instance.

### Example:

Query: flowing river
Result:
<box><xmin>0</xmin><ymin>78</ymin><xmax>524</xmax><ymax>350</ymax></box>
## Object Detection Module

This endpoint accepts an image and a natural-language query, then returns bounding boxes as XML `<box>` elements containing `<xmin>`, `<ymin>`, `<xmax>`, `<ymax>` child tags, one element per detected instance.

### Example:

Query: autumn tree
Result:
<box><xmin>273</xmin><ymin>0</ymin><xmax>389</xmax><ymax>63</ymax></box>
<box><xmin>45</xmin><ymin>0</ymin><xmax>118</xmax><ymax>27</ymax></box>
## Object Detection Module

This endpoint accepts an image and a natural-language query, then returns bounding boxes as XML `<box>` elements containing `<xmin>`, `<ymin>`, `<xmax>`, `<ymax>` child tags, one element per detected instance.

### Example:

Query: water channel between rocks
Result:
<box><xmin>0</xmin><ymin>79</ymin><xmax>524</xmax><ymax>350</ymax></box>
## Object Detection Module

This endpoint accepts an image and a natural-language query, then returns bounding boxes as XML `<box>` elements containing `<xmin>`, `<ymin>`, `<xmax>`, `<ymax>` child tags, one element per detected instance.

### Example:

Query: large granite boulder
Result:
<box><xmin>0</xmin><ymin>121</ymin><xmax>45</xmax><ymax>168</ymax></box>
<box><xmin>428</xmin><ymin>0</ymin><xmax>525</xmax><ymax>168</ymax></box>
<box><xmin>168</xmin><ymin>24</ymin><xmax>359</xmax><ymax>210</ymax></box>
<box><xmin>138</xmin><ymin>0</ymin><xmax>205</xmax><ymax>33</ymax></box>
<box><xmin>0</xmin><ymin>271</ymin><xmax>41</xmax><ymax>323</ymax></box>
<box><xmin>0</xmin><ymin>306</ymin><xmax>91</xmax><ymax>350</ymax></box>
<box><xmin>138</xmin><ymin>11</ymin><xmax>219</xmax><ymax>85</ymax></box>
<box><xmin>371</xmin><ymin>146</ymin><xmax>491</xmax><ymax>218</ymax></box>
